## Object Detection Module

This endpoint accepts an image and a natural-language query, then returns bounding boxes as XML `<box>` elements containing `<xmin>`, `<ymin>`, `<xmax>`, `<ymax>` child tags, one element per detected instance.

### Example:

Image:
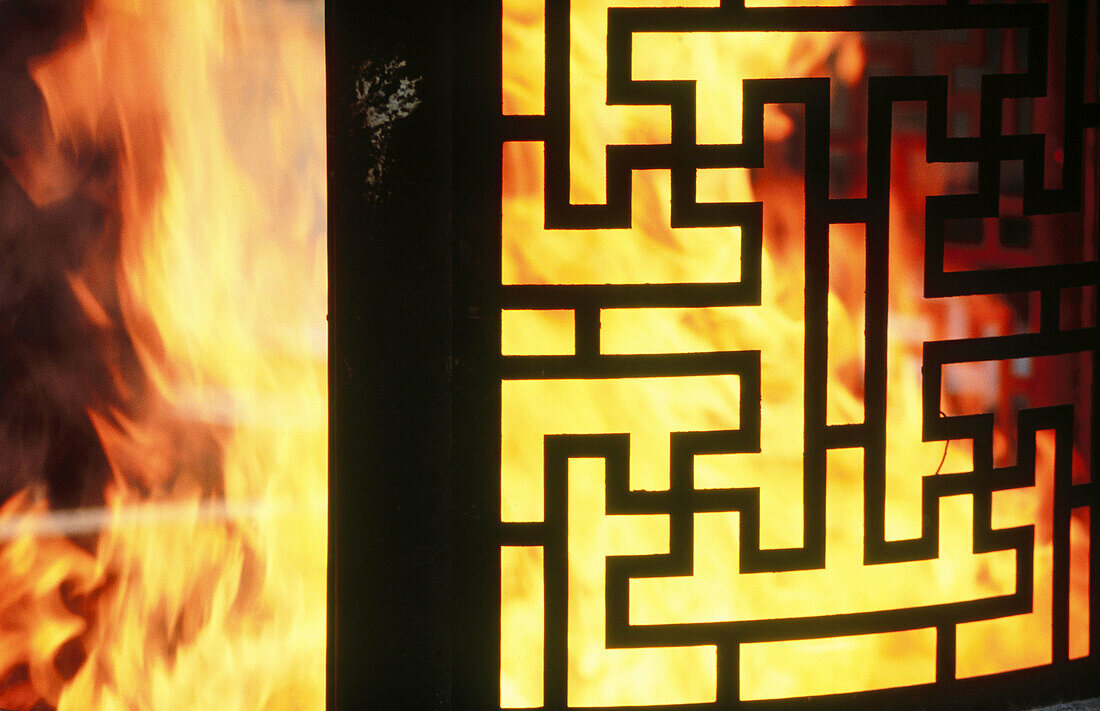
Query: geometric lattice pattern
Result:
<box><xmin>495</xmin><ymin>1</ymin><xmax>1098</xmax><ymax>707</ymax></box>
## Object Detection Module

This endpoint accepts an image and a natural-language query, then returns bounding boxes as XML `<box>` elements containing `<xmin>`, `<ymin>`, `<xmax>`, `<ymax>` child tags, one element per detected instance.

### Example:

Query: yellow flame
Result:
<box><xmin>0</xmin><ymin>0</ymin><xmax>326</xmax><ymax>708</ymax></box>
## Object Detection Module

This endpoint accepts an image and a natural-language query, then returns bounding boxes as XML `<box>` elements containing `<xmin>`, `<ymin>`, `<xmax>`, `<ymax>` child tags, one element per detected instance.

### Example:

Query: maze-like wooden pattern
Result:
<box><xmin>495</xmin><ymin>1</ymin><xmax>1098</xmax><ymax>708</ymax></box>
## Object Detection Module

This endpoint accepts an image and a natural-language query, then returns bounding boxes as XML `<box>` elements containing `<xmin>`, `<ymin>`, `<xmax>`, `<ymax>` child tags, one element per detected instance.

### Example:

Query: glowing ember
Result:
<box><xmin>0</xmin><ymin>0</ymin><xmax>326</xmax><ymax>708</ymax></box>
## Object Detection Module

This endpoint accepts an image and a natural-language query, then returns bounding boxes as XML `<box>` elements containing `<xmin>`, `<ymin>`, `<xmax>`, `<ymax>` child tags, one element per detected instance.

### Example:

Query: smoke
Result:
<box><xmin>0</xmin><ymin>0</ymin><xmax>140</xmax><ymax>510</ymax></box>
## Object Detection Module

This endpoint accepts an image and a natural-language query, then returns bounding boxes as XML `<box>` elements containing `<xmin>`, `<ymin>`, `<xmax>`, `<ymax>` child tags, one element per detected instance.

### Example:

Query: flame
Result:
<box><xmin>0</xmin><ymin>0</ymin><xmax>326</xmax><ymax>708</ymax></box>
<box><xmin>501</xmin><ymin>0</ymin><xmax>1089</xmax><ymax>706</ymax></box>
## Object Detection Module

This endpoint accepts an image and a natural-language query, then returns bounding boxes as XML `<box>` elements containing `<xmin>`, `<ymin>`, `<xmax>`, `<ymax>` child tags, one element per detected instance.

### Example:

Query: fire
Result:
<box><xmin>501</xmin><ymin>0</ymin><xmax>1090</xmax><ymax>706</ymax></box>
<box><xmin>0</xmin><ymin>0</ymin><xmax>326</xmax><ymax>709</ymax></box>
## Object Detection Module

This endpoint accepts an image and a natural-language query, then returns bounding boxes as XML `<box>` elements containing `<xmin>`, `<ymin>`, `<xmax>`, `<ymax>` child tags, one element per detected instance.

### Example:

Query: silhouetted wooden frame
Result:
<box><xmin>327</xmin><ymin>1</ymin><xmax>1100</xmax><ymax>709</ymax></box>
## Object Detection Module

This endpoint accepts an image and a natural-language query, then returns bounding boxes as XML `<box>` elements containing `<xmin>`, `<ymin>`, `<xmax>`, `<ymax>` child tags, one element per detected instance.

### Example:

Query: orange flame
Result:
<box><xmin>0</xmin><ymin>0</ymin><xmax>326</xmax><ymax>708</ymax></box>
